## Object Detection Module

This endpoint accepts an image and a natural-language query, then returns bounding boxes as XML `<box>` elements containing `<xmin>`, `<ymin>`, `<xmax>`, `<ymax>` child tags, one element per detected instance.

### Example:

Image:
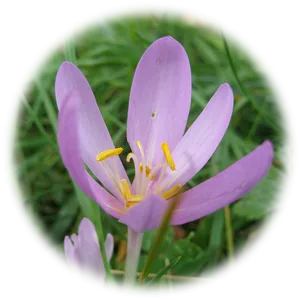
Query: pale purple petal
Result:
<box><xmin>105</xmin><ymin>233</ymin><xmax>114</xmax><ymax>262</ymax></box>
<box><xmin>119</xmin><ymin>194</ymin><xmax>169</xmax><ymax>233</ymax></box>
<box><xmin>64</xmin><ymin>236</ymin><xmax>78</xmax><ymax>264</ymax></box>
<box><xmin>55</xmin><ymin>62</ymin><xmax>128</xmax><ymax>198</ymax></box>
<box><xmin>171</xmin><ymin>141</ymin><xmax>274</xmax><ymax>225</ymax></box>
<box><xmin>58</xmin><ymin>90</ymin><xmax>124</xmax><ymax>218</ymax></box>
<box><xmin>64</xmin><ymin>218</ymin><xmax>115</xmax><ymax>275</ymax></box>
<box><xmin>77</xmin><ymin>218</ymin><xmax>104</xmax><ymax>274</ymax></box>
<box><xmin>127</xmin><ymin>36</ymin><xmax>191</xmax><ymax>166</ymax></box>
<box><xmin>162</xmin><ymin>83</ymin><xmax>234</xmax><ymax>188</ymax></box>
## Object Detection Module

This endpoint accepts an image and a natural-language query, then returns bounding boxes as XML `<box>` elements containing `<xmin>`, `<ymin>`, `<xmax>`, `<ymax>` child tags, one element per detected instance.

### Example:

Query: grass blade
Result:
<box><xmin>145</xmin><ymin>256</ymin><xmax>181</xmax><ymax>285</ymax></box>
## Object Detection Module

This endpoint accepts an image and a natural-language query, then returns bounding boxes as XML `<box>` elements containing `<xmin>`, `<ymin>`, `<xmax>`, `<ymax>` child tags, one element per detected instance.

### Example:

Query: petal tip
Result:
<box><xmin>106</xmin><ymin>233</ymin><xmax>114</xmax><ymax>248</ymax></box>
<box><xmin>262</xmin><ymin>139</ymin><xmax>275</xmax><ymax>160</ymax></box>
<box><xmin>57</xmin><ymin>61</ymin><xmax>78</xmax><ymax>75</ymax></box>
<box><xmin>153</xmin><ymin>35</ymin><xmax>185</xmax><ymax>51</ymax></box>
<box><xmin>221</xmin><ymin>82</ymin><xmax>232</xmax><ymax>89</ymax></box>
<box><xmin>219</xmin><ymin>82</ymin><xmax>233</xmax><ymax>96</ymax></box>
<box><xmin>64</xmin><ymin>236</ymin><xmax>74</xmax><ymax>255</ymax></box>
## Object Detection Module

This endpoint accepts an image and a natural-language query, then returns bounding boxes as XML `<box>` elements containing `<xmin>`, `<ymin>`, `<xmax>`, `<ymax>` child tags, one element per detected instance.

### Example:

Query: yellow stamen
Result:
<box><xmin>121</xmin><ymin>179</ymin><xmax>132</xmax><ymax>200</ymax></box>
<box><xmin>161</xmin><ymin>142</ymin><xmax>176</xmax><ymax>171</ymax></box>
<box><xmin>162</xmin><ymin>184</ymin><xmax>181</xmax><ymax>200</ymax></box>
<box><xmin>126</xmin><ymin>195</ymin><xmax>144</xmax><ymax>207</ymax></box>
<box><xmin>96</xmin><ymin>148</ymin><xmax>123</xmax><ymax>162</ymax></box>
<box><xmin>128</xmin><ymin>195</ymin><xmax>144</xmax><ymax>203</ymax></box>
<box><xmin>139</xmin><ymin>163</ymin><xmax>155</xmax><ymax>180</ymax></box>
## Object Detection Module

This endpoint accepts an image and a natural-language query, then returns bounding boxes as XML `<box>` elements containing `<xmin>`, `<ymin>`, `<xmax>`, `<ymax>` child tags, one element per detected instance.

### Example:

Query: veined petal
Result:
<box><xmin>55</xmin><ymin>62</ymin><xmax>128</xmax><ymax>198</ymax></box>
<box><xmin>162</xmin><ymin>83</ymin><xmax>234</xmax><ymax>187</ymax></box>
<box><xmin>127</xmin><ymin>36</ymin><xmax>191</xmax><ymax>166</ymax></box>
<box><xmin>119</xmin><ymin>194</ymin><xmax>169</xmax><ymax>233</ymax></box>
<box><xmin>171</xmin><ymin>141</ymin><xmax>274</xmax><ymax>225</ymax></box>
<box><xmin>58</xmin><ymin>91</ymin><xmax>124</xmax><ymax>218</ymax></box>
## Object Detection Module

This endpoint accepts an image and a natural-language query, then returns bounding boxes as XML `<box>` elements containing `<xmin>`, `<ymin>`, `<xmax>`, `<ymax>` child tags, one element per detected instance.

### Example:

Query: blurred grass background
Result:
<box><xmin>15</xmin><ymin>15</ymin><xmax>284</xmax><ymax>279</ymax></box>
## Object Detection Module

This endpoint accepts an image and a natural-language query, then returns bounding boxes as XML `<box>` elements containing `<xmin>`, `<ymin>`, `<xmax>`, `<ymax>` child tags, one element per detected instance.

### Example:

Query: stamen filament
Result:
<box><xmin>136</xmin><ymin>140</ymin><xmax>148</xmax><ymax>195</ymax></box>
<box><xmin>139</xmin><ymin>164</ymin><xmax>155</xmax><ymax>180</ymax></box>
<box><xmin>154</xmin><ymin>164</ymin><xmax>166</xmax><ymax>194</ymax></box>
<box><xmin>126</xmin><ymin>152</ymin><xmax>141</xmax><ymax>192</ymax></box>
<box><xmin>162</xmin><ymin>184</ymin><xmax>181</xmax><ymax>200</ymax></box>
<box><xmin>96</xmin><ymin>148</ymin><xmax>123</xmax><ymax>162</ymax></box>
<box><xmin>100</xmin><ymin>160</ymin><xmax>124</xmax><ymax>199</ymax></box>
<box><xmin>136</xmin><ymin>140</ymin><xmax>145</xmax><ymax>158</ymax></box>
<box><xmin>161</xmin><ymin>142</ymin><xmax>176</xmax><ymax>171</ymax></box>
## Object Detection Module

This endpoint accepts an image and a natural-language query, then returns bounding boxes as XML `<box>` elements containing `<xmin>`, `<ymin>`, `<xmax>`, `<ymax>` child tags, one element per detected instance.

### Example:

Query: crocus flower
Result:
<box><xmin>56</xmin><ymin>36</ymin><xmax>273</xmax><ymax>233</ymax></box>
<box><xmin>64</xmin><ymin>218</ymin><xmax>114</xmax><ymax>275</ymax></box>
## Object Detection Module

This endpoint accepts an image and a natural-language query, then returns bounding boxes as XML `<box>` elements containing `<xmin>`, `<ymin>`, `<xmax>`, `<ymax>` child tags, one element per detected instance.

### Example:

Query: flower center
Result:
<box><xmin>96</xmin><ymin>141</ymin><xmax>181</xmax><ymax>208</ymax></box>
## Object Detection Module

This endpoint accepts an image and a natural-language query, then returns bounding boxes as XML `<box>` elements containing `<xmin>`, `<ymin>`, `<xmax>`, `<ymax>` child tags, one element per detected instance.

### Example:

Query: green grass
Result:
<box><xmin>15</xmin><ymin>15</ymin><xmax>284</xmax><ymax>282</ymax></box>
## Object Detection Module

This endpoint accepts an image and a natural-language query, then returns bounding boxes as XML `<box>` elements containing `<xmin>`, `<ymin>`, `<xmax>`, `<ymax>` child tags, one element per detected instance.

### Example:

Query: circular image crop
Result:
<box><xmin>15</xmin><ymin>15</ymin><xmax>284</xmax><ymax>285</ymax></box>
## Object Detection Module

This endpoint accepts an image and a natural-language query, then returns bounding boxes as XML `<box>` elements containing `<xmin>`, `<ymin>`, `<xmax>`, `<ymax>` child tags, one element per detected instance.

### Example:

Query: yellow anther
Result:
<box><xmin>96</xmin><ymin>148</ymin><xmax>123</xmax><ymax>162</ymax></box>
<box><xmin>126</xmin><ymin>195</ymin><xmax>144</xmax><ymax>207</ymax></box>
<box><xmin>121</xmin><ymin>179</ymin><xmax>132</xmax><ymax>200</ymax></box>
<box><xmin>139</xmin><ymin>164</ymin><xmax>155</xmax><ymax>180</ymax></box>
<box><xmin>161</xmin><ymin>142</ymin><xmax>176</xmax><ymax>171</ymax></box>
<box><xmin>128</xmin><ymin>195</ymin><xmax>144</xmax><ymax>203</ymax></box>
<box><xmin>162</xmin><ymin>184</ymin><xmax>181</xmax><ymax>200</ymax></box>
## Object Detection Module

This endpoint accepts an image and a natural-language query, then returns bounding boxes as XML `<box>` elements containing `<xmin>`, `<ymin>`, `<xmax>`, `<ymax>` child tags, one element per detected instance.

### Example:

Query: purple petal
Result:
<box><xmin>55</xmin><ymin>62</ymin><xmax>128</xmax><ymax>198</ymax></box>
<box><xmin>162</xmin><ymin>83</ymin><xmax>233</xmax><ymax>188</ymax></box>
<box><xmin>64</xmin><ymin>236</ymin><xmax>78</xmax><ymax>264</ymax></box>
<box><xmin>127</xmin><ymin>36</ymin><xmax>191</xmax><ymax>166</ymax></box>
<box><xmin>77</xmin><ymin>218</ymin><xmax>104</xmax><ymax>274</ymax></box>
<box><xmin>171</xmin><ymin>141</ymin><xmax>274</xmax><ymax>225</ymax></box>
<box><xmin>119</xmin><ymin>194</ymin><xmax>169</xmax><ymax>233</ymax></box>
<box><xmin>58</xmin><ymin>90</ymin><xmax>124</xmax><ymax>218</ymax></box>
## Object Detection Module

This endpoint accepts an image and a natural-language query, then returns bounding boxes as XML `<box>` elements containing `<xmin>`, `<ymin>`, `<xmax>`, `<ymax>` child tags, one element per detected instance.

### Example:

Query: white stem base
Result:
<box><xmin>124</xmin><ymin>228</ymin><xmax>144</xmax><ymax>284</ymax></box>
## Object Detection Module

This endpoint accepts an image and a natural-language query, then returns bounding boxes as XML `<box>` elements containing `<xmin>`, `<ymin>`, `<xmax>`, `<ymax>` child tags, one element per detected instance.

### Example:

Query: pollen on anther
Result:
<box><xmin>151</xmin><ymin>112</ymin><xmax>156</xmax><ymax>118</ymax></box>
<box><xmin>96</xmin><ymin>147</ymin><xmax>123</xmax><ymax>162</ymax></box>
<box><xmin>161</xmin><ymin>142</ymin><xmax>176</xmax><ymax>171</ymax></box>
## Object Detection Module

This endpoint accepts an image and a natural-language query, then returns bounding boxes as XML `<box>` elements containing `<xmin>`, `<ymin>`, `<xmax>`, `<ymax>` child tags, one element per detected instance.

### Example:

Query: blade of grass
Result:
<box><xmin>64</xmin><ymin>39</ymin><xmax>77</xmax><ymax>64</ymax></box>
<box><xmin>224</xmin><ymin>206</ymin><xmax>234</xmax><ymax>258</ymax></box>
<box><xmin>35</xmin><ymin>79</ymin><xmax>57</xmax><ymax>133</ymax></box>
<box><xmin>144</xmin><ymin>256</ymin><xmax>181</xmax><ymax>285</ymax></box>
<box><xmin>208</xmin><ymin>210</ymin><xmax>224</xmax><ymax>263</ymax></box>
<box><xmin>165</xmin><ymin>257</ymin><xmax>174</xmax><ymax>297</ymax></box>
<box><xmin>129</xmin><ymin>194</ymin><xmax>181</xmax><ymax>296</ymax></box>
<box><xmin>22</xmin><ymin>96</ymin><xmax>56</xmax><ymax>147</ymax></box>
<box><xmin>222</xmin><ymin>33</ymin><xmax>275</xmax><ymax>129</ymax></box>
<box><xmin>245</xmin><ymin>99</ymin><xmax>269</xmax><ymax>141</ymax></box>
<box><xmin>111</xmin><ymin>269</ymin><xmax>200</xmax><ymax>282</ymax></box>
<box><xmin>139</xmin><ymin>194</ymin><xmax>181</xmax><ymax>283</ymax></box>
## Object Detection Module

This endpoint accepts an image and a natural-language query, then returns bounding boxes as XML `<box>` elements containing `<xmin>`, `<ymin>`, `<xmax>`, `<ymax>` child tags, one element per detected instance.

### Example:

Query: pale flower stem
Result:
<box><xmin>124</xmin><ymin>228</ymin><xmax>143</xmax><ymax>284</ymax></box>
